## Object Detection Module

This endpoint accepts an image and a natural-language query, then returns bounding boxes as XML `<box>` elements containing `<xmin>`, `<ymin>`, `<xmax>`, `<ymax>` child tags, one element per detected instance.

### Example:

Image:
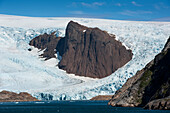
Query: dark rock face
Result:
<box><xmin>108</xmin><ymin>37</ymin><xmax>170</xmax><ymax>110</ymax></box>
<box><xmin>29</xmin><ymin>32</ymin><xmax>62</xmax><ymax>60</ymax></box>
<box><xmin>29</xmin><ymin>21</ymin><xmax>133</xmax><ymax>78</ymax></box>
<box><xmin>144</xmin><ymin>96</ymin><xmax>170</xmax><ymax>110</ymax></box>
<box><xmin>0</xmin><ymin>90</ymin><xmax>39</xmax><ymax>102</ymax></box>
<box><xmin>57</xmin><ymin>21</ymin><xmax>133</xmax><ymax>78</ymax></box>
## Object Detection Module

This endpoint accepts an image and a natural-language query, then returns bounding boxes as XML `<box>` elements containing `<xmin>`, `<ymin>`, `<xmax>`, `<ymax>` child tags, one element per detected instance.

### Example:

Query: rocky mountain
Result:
<box><xmin>30</xmin><ymin>21</ymin><xmax>133</xmax><ymax>78</ymax></box>
<box><xmin>0</xmin><ymin>91</ymin><xmax>39</xmax><ymax>102</ymax></box>
<box><xmin>108</xmin><ymin>37</ymin><xmax>170</xmax><ymax>110</ymax></box>
<box><xmin>29</xmin><ymin>32</ymin><xmax>62</xmax><ymax>60</ymax></box>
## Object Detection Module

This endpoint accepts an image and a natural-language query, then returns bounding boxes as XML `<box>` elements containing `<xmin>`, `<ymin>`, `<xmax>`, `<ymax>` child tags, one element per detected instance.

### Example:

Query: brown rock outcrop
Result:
<box><xmin>57</xmin><ymin>21</ymin><xmax>133</xmax><ymax>78</ymax></box>
<box><xmin>0</xmin><ymin>90</ymin><xmax>39</xmax><ymax>102</ymax></box>
<box><xmin>29</xmin><ymin>21</ymin><xmax>133</xmax><ymax>78</ymax></box>
<box><xmin>29</xmin><ymin>32</ymin><xmax>62</xmax><ymax>60</ymax></box>
<box><xmin>90</xmin><ymin>95</ymin><xmax>113</xmax><ymax>100</ymax></box>
<box><xmin>108</xmin><ymin>37</ymin><xmax>170</xmax><ymax>110</ymax></box>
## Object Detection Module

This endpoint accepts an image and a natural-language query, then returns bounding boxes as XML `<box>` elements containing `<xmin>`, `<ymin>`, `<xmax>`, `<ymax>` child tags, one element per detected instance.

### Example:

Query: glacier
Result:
<box><xmin>0</xmin><ymin>14</ymin><xmax>170</xmax><ymax>100</ymax></box>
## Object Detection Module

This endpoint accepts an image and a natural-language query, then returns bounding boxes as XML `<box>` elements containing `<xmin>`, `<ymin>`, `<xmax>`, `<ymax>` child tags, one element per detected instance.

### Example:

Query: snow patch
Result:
<box><xmin>44</xmin><ymin>58</ymin><xmax>58</xmax><ymax>67</ymax></box>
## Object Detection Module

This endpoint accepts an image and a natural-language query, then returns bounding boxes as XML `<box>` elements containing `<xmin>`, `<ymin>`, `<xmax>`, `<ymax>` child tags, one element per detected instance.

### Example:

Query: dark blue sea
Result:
<box><xmin>0</xmin><ymin>100</ymin><xmax>169</xmax><ymax>113</ymax></box>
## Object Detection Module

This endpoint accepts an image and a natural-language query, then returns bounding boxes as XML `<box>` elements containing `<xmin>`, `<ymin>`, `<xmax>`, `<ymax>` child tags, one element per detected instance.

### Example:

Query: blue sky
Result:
<box><xmin>0</xmin><ymin>0</ymin><xmax>170</xmax><ymax>21</ymax></box>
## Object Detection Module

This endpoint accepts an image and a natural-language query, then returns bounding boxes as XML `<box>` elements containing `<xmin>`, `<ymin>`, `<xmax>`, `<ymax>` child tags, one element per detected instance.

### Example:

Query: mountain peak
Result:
<box><xmin>30</xmin><ymin>21</ymin><xmax>133</xmax><ymax>78</ymax></box>
<box><xmin>57</xmin><ymin>21</ymin><xmax>133</xmax><ymax>78</ymax></box>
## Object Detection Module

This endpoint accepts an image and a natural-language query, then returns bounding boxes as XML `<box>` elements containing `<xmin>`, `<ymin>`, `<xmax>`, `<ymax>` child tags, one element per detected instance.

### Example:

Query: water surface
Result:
<box><xmin>0</xmin><ymin>100</ymin><xmax>169</xmax><ymax>113</ymax></box>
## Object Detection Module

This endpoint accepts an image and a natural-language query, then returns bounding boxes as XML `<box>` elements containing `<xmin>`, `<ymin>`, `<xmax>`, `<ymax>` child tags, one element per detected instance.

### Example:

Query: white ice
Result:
<box><xmin>0</xmin><ymin>14</ymin><xmax>170</xmax><ymax>100</ymax></box>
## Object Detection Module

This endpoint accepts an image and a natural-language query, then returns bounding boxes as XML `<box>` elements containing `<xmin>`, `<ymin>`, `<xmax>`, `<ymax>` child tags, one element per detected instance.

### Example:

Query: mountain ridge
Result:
<box><xmin>108</xmin><ymin>37</ymin><xmax>170</xmax><ymax>110</ymax></box>
<box><xmin>30</xmin><ymin>21</ymin><xmax>133</xmax><ymax>78</ymax></box>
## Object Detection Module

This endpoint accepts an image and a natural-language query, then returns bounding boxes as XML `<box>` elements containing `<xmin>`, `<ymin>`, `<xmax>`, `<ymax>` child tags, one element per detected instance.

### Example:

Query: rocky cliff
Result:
<box><xmin>0</xmin><ymin>90</ymin><xmax>39</xmax><ymax>102</ymax></box>
<box><xmin>108</xmin><ymin>37</ymin><xmax>170</xmax><ymax>110</ymax></box>
<box><xmin>30</xmin><ymin>21</ymin><xmax>133</xmax><ymax>78</ymax></box>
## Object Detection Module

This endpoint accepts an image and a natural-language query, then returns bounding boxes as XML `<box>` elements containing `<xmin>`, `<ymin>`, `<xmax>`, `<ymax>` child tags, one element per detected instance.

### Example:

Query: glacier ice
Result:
<box><xmin>0</xmin><ymin>15</ymin><xmax>170</xmax><ymax>100</ymax></box>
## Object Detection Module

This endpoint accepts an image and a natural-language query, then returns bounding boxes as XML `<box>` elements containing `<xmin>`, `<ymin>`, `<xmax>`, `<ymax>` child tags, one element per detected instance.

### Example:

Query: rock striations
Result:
<box><xmin>108</xmin><ymin>37</ymin><xmax>170</xmax><ymax>110</ymax></box>
<box><xmin>30</xmin><ymin>21</ymin><xmax>133</xmax><ymax>78</ymax></box>
<box><xmin>0</xmin><ymin>90</ymin><xmax>39</xmax><ymax>102</ymax></box>
<box><xmin>57</xmin><ymin>21</ymin><xmax>133</xmax><ymax>78</ymax></box>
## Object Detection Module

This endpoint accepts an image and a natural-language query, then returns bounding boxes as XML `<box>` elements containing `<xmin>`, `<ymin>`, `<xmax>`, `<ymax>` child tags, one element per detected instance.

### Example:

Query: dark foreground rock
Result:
<box><xmin>30</xmin><ymin>21</ymin><xmax>133</xmax><ymax>78</ymax></box>
<box><xmin>0</xmin><ymin>90</ymin><xmax>39</xmax><ymax>102</ymax></box>
<box><xmin>108</xmin><ymin>37</ymin><xmax>170</xmax><ymax>110</ymax></box>
<box><xmin>90</xmin><ymin>95</ymin><xmax>112</xmax><ymax>100</ymax></box>
<box><xmin>144</xmin><ymin>96</ymin><xmax>170</xmax><ymax>110</ymax></box>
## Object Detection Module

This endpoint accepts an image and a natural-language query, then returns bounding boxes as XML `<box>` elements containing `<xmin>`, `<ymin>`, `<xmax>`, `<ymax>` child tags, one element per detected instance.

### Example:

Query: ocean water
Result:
<box><xmin>0</xmin><ymin>101</ymin><xmax>169</xmax><ymax>113</ymax></box>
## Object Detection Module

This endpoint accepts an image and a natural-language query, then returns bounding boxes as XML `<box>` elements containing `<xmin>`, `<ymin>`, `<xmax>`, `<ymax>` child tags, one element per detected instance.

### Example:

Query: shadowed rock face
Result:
<box><xmin>57</xmin><ymin>21</ymin><xmax>133</xmax><ymax>78</ymax></box>
<box><xmin>0</xmin><ymin>90</ymin><xmax>39</xmax><ymax>102</ymax></box>
<box><xmin>144</xmin><ymin>96</ymin><xmax>170</xmax><ymax>110</ymax></box>
<box><xmin>108</xmin><ymin>37</ymin><xmax>170</xmax><ymax>110</ymax></box>
<box><xmin>29</xmin><ymin>21</ymin><xmax>133</xmax><ymax>78</ymax></box>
